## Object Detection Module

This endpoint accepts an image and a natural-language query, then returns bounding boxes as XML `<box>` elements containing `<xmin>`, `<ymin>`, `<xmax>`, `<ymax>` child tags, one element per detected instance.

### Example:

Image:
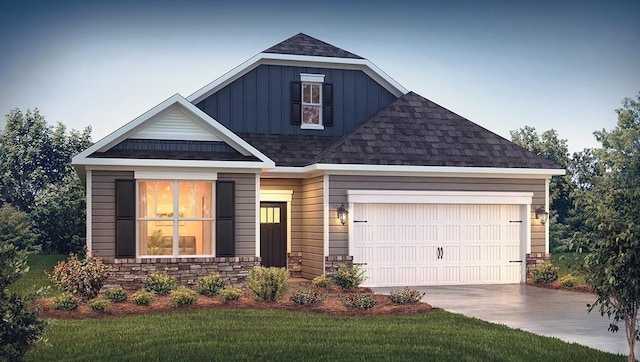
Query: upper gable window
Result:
<box><xmin>291</xmin><ymin>74</ymin><xmax>333</xmax><ymax>129</ymax></box>
<box><xmin>301</xmin><ymin>74</ymin><xmax>324</xmax><ymax>129</ymax></box>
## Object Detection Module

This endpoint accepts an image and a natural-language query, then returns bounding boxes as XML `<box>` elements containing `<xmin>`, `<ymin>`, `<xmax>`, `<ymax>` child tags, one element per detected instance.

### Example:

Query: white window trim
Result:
<box><xmin>136</xmin><ymin>180</ymin><xmax>215</xmax><ymax>258</ymax></box>
<box><xmin>300</xmin><ymin>73</ymin><xmax>325</xmax><ymax>130</ymax></box>
<box><xmin>135</xmin><ymin>170</ymin><xmax>217</xmax><ymax>181</ymax></box>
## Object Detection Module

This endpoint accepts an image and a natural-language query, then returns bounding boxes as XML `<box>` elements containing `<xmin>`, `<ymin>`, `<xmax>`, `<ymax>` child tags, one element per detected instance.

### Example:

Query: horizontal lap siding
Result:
<box><xmin>328</xmin><ymin>175</ymin><xmax>547</xmax><ymax>255</ymax></box>
<box><xmin>218</xmin><ymin>173</ymin><xmax>257</xmax><ymax>257</ymax></box>
<box><xmin>301</xmin><ymin>176</ymin><xmax>325</xmax><ymax>279</ymax></box>
<box><xmin>92</xmin><ymin>171</ymin><xmax>134</xmax><ymax>258</ymax></box>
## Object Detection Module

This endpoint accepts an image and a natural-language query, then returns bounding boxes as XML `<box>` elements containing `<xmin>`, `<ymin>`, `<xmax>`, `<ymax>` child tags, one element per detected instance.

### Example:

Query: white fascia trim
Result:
<box><xmin>347</xmin><ymin>190</ymin><xmax>534</xmax><ymax>205</ymax></box>
<box><xmin>78</xmin><ymin>158</ymin><xmax>273</xmax><ymax>169</ymax></box>
<box><xmin>263</xmin><ymin>164</ymin><xmax>565</xmax><ymax>179</ymax></box>
<box><xmin>135</xmin><ymin>170</ymin><xmax>217</xmax><ymax>180</ymax></box>
<box><xmin>187</xmin><ymin>53</ymin><xmax>408</xmax><ymax>104</ymax></box>
<box><xmin>72</xmin><ymin>94</ymin><xmax>275</xmax><ymax>167</ymax></box>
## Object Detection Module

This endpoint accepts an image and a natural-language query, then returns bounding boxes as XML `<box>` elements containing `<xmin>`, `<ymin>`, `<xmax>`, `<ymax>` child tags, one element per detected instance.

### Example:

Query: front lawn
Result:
<box><xmin>27</xmin><ymin>308</ymin><xmax>622</xmax><ymax>361</ymax></box>
<box><xmin>8</xmin><ymin>253</ymin><xmax>65</xmax><ymax>296</ymax></box>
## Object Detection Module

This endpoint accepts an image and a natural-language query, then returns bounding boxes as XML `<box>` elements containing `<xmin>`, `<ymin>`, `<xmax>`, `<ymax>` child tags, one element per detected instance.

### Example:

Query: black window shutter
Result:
<box><xmin>216</xmin><ymin>181</ymin><xmax>235</xmax><ymax>256</ymax></box>
<box><xmin>115</xmin><ymin>179</ymin><xmax>136</xmax><ymax>258</ymax></box>
<box><xmin>323</xmin><ymin>83</ymin><xmax>333</xmax><ymax>126</ymax></box>
<box><xmin>291</xmin><ymin>81</ymin><xmax>301</xmax><ymax>125</ymax></box>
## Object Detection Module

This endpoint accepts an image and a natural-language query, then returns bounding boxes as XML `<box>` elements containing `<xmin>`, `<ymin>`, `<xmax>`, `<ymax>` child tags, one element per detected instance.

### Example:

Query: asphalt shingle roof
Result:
<box><xmin>311</xmin><ymin>92</ymin><xmax>562</xmax><ymax>169</ymax></box>
<box><xmin>263</xmin><ymin>33</ymin><xmax>363</xmax><ymax>59</ymax></box>
<box><xmin>237</xmin><ymin>133</ymin><xmax>341</xmax><ymax>167</ymax></box>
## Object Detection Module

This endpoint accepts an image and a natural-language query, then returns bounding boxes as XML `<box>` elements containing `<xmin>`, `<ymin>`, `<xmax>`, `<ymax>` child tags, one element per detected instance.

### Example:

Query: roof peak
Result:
<box><xmin>263</xmin><ymin>33</ymin><xmax>363</xmax><ymax>59</ymax></box>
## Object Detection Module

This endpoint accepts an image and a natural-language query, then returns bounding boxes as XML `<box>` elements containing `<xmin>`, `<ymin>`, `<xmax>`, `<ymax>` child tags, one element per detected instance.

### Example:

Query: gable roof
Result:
<box><xmin>263</xmin><ymin>33</ymin><xmax>363</xmax><ymax>59</ymax></box>
<box><xmin>72</xmin><ymin>94</ymin><xmax>274</xmax><ymax>171</ymax></box>
<box><xmin>187</xmin><ymin>34</ymin><xmax>407</xmax><ymax>104</ymax></box>
<box><xmin>311</xmin><ymin>92</ymin><xmax>562</xmax><ymax>169</ymax></box>
<box><xmin>237</xmin><ymin>133</ymin><xmax>341</xmax><ymax>167</ymax></box>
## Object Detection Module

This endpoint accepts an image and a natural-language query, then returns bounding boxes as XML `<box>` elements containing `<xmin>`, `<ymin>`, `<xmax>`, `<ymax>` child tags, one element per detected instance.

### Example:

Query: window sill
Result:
<box><xmin>301</xmin><ymin>124</ymin><xmax>325</xmax><ymax>130</ymax></box>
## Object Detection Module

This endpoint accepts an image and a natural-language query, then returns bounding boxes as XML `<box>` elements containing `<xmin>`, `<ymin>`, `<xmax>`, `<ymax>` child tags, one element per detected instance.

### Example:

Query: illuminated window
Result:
<box><xmin>138</xmin><ymin>181</ymin><xmax>213</xmax><ymax>256</ymax></box>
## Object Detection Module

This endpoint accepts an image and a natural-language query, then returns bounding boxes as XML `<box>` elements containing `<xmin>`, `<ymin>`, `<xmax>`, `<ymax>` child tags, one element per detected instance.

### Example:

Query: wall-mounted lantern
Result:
<box><xmin>535</xmin><ymin>205</ymin><xmax>549</xmax><ymax>225</ymax></box>
<box><xmin>337</xmin><ymin>204</ymin><xmax>348</xmax><ymax>225</ymax></box>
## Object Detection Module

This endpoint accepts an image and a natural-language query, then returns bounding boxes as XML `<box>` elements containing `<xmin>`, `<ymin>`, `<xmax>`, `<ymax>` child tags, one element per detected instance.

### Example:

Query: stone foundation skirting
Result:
<box><xmin>287</xmin><ymin>252</ymin><xmax>303</xmax><ymax>278</ymax></box>
<box><xmin>100</xmin><ymin>257</ymin><xmax>261</xmax><ymax>291</ymax></box>
<box><xmin>526</xmin><ymin>252</ymin><xmax>551</xmax><ymax>279</ymax></box>
<box><xmin>324</xmin><ymin>255</ymin><xmax>353</xmax><ymax>276</ymax></box>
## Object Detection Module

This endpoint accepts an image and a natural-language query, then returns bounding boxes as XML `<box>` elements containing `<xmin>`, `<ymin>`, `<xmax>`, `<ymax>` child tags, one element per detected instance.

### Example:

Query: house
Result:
<box><xmin>72</xmin><ymin>33</ymin><xmax>564</xmax><ymax>288</ymax></box>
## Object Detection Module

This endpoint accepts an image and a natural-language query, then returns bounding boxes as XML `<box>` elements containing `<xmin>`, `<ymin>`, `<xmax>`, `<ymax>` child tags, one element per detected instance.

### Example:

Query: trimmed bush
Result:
<box><xmin>311</xmin><ymin>275</ymin><xmax>331</xmax><ymax>288</ymax></box>
<box><xmin>47</xmin><ymin>252</ymin><xmax>111</xmax><ymax>300</ymax></box>
<box><xmin>531</xmin><ymin>262</ymin><xmax>559</xmax><ymax>284</ymax></box>
<box><xmin>342</xmin><ymin>293</ymin><xmax>377</xmax><ymax>310</ymax></box>
<box><xmin>143</xmin><ymin>271</ymin><xmax>176</xmax><ymax>295</ymax></box>
<box><xmin>53</xmin><ymin>293</ymin><xmax>79</xmax><ymax>311</ymax></box>
<box><xmin>290</xmin><ymin>288</ymin><xmax>326</xmax><ymax>306</ymax></box>
<box><xmin>88</xmin><ymin>297</ymin><xmax>111</xmax><ymax>312</ymax></box>
<box><xmin>559</xmin><ymin>274</ymin><xmax>578</xmax><ymax>288</ymax></box>
<box><xmin>388</xmin><ymin>288</ymin><xmax>424</xmax><ymax>304</ymax></box>
<box><xmin>332</xmin><ymin>264</ymin><xmax>365</xmax><ymax>291</ymax></box>
<box><xmin>131</xmin><ymin>290</ymin><xmax>155</xmax><ymax>306</ymax></box>
<box><xmin>196</xmin><ymin>273</ymin><xmax>226</xmax><ymax>296</ymax></box>
<box><xmin>103</xmin><ymin>286</ymin><xmax>128</xmax><ymax>302</ymax></box>
<box><xmin>218</xmin><ymin>287</ymin><xmax>243</xmax><ymax>302</ymax></box>
<box><xmin>247</xmin><ymin>267</ymin><xmax>289</xmax><ymax>302</ymax></box>
<box><xmin>170</xmin><ymin>287</ymin><xmax>198</xmax><ymax>307</ymax></box>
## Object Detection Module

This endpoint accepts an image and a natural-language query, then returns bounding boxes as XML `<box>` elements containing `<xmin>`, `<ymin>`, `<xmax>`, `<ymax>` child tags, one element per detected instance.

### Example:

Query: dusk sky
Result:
<box><xmin>1</xmin><ymin>0</ymin><xmax>638</xmax><ymax>153</ymax></box>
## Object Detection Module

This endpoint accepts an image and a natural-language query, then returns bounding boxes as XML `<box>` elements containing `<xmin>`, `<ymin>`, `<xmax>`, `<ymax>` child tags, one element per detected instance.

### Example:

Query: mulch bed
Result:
<box><xmin>527</xmin><ymin>281</ymin><xmax>594</xmax><ymax>294</ymax></box>
<box><xmin>36</xmin><ymin>283</ymin><xmax>436</xmax><ymax>320</ymax></box>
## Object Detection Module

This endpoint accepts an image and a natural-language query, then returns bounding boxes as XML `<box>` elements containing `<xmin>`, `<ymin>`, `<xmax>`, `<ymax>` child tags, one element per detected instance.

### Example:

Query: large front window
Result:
<box><xmin>138</xmin><ymin>181</ymin><xmax>213</xmax><ymax>256</ymax></box>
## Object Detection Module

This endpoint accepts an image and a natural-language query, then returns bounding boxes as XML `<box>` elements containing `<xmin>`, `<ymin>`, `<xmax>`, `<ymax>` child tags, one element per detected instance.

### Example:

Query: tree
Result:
<box><xmin>0</xmin><ymin>108</ymin><xmax>92</xmax><ymax>253</ymax></box>
<box><xmin>583</xmin><ymin>92</ymin><xmax>640</xmax><ymax>362</ymax></box>
<box><xmin>0</xmin><ymin>204</ymin><xmax>46</xmax><ymax>361</ymax></box>
<box><xmin>510</xmin><ymin>127</ymin><xmax>574</xmax><ymax>249</ymax></box>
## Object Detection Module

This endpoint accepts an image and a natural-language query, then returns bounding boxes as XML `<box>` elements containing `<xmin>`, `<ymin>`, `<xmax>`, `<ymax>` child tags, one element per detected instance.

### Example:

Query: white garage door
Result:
<box><xmin>352</xmin><ymin>203</ymin><xmax>525</xmax><ymax>287</ymax></box>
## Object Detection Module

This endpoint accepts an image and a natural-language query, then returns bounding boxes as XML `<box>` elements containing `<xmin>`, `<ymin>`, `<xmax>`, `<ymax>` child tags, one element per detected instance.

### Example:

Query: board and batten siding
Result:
<box><xmin>91</xmin><ymin>171</ymin><xmax>134</xmax><ymax>258</ymax></box>
<box><xmin>328</xmin><ymin>175</ymin><xmax>547</xmax><ymax>255</ymax></box>
<box><xmin>218</xmin><ymin>173</ymin><xmax>257</xmax><ymax>257</ymax></box>
<box><xmin>90</xmin><ymin>171</ymin><xmax>256</xmax><ymax>258</ymax></box>
<box><xmin>300</xmin><ymin>176</ymin><xmax>325</xmax><ymax>279</ymax></box>
<box><xmin>196</xmin><ymin>64</ymin><xmax>396</xmax><ymax>137</ymax></box>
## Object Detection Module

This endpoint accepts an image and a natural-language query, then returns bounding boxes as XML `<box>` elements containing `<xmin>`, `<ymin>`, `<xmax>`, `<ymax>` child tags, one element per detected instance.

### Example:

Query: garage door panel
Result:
<box><xmin>353</xmin><ymin>203</ymin><xmax>524</xmax><ymax>286</ymax></box>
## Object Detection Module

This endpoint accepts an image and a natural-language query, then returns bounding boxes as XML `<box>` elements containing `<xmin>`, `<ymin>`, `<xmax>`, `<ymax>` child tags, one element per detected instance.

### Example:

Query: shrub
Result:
<box><xmin>170</xmin><ymin>287</ymin><xmax>198</xmax><ymax>307</ymax></box>
<box><xmin>53</xmin><ymin>293</ymin><xmax>79</xmax><ymax>311</ymax></box>
<box><xmin>247</xmin><ymin>267</ymin><xmax>289</xmax><ymax>302</ymax></box>
<box><xmin>196</xmin><ymin>273</ymin><xmax>227</xmax><ymax>296</ymax></box>
<box><xmin>559</xmin><ymin>274</ymin><xmax>578</xmax><ymax>288</ymax></box>
<box><xmin>332</xmin><ymin>264</ymin><xmax>365</xmax><ymax>291</ymax></box>
<box><xmin>342</xmin><ymin>293</ymin><xmax>377</xmax><ymax>310</ymax></box>
<box><xmin>388</xmin><ymin>288</ymin><xmax>425</xmax><ymax>304</ymax></box>
<box><xmin>311</xmin><ymin>275</ymin><xmax>331</xmax><ymax>288</ymax></box>
<box><xmin>531</xmin><ymin>261</ymin><xmax>559</xmax><ymax>284</ymax></box>
<box><xmin>143</xmin><ymin>271</ymin><xmax>176</xmax><ymax>295</ymax></box>
<box><xmin>88</xmin><ymin>297</ymin><xmax>111</xmax><ymax>312</ymax></box>
<box><xmin>46</xmin><ymin>252</ymin><xmax>111</xmax><ymax>300</ymax></box>
<box><xmin>290</xmin><ymin>288</ymin><xmax>326</xmax><ymax>306</ymax></box>
<box><xmin>218</xmin><ymin>287</ymin><xmax>243</xmax><ymax>302</ymax></box>
<box><xmin>103</xmin><ymin>286</ymin><xmax>128</xmax><ymax>302</ymax></box>
<box><xmin>131</xmin><ymin>290</ymin><xmax>155</xmax><ymax>306</ymax></box>
<box><xmin>0</xmin><ymin>204</ymin><xmax>46</xmax><ymax>362</ymax></box>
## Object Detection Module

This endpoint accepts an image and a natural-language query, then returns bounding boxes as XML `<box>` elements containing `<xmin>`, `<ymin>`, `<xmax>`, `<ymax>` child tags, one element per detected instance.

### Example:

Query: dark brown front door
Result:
<box><xmin>260</xmin><ymin>202</ymin><xmax>287</xmax><ymax>267</ymax></box>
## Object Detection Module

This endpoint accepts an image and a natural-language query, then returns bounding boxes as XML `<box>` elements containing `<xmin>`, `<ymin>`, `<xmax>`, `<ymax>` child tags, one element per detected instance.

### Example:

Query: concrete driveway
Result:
<box><xmin>373</xmin><ymin>284</ymin><xmax>637</xmax><ymax>357</ymax></box>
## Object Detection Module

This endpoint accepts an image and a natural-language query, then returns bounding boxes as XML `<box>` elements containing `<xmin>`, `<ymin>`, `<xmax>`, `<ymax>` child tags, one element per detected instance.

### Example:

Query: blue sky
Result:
<box><xmin>1</xmin><ymin>0</ymin><xmax>638</xmax><ymax>153</ymax></box>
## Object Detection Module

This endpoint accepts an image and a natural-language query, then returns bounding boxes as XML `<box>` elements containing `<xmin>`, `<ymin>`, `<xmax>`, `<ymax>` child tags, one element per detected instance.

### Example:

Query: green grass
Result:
<box><xmin>26</xmin><ymin>309</ymin><xmax>622</xmax><ymax>361</ymax></box>
<box><xmin>552</xmin><ymin>252</ymin><xmax>587</xmax><ymax>283</ymax></box>
<box><xmin>9</xmin><ymin>253</ymin><xmax>65</xmax><ymax>296</ymax></box>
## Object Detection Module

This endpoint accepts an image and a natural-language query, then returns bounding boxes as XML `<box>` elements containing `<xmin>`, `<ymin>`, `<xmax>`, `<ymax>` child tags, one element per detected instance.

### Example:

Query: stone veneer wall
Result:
<box><xmin>101</xmin><ymin>257</ymin><xmax>261</xmax><ymax>291</ymax></box>
<box><xmin>526</xmin><ymin>252</ymin><xmax>551</xmax><ymax>280</ymax></box>
<box><xmin>324</xmin><ymin>255</ymin><xmax>353</xmax><ymax>276</ymax></box>
<box><xmin>287</xmin><ymin>252</ymin><xmax>303</xmax><ymax>278</ymax></box>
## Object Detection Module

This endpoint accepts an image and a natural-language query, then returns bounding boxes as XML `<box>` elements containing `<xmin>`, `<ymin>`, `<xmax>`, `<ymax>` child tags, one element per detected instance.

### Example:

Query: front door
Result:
<box><xmin>260</xmin><ymin>202</ymin><xmax>287</xmax><ymax>267</ymax></box>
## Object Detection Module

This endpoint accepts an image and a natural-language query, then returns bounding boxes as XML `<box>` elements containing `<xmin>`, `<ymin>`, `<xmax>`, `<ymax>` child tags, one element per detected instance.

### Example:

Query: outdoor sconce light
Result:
<box><xmin>337</xmin><ymin>204</ymin><xmax>348</xmax><ymax>225</ymax></box>
<box><xmin>535</xmin><ymin>205</ymin><xmax>549</xmax><ymax>225</ymax></box>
